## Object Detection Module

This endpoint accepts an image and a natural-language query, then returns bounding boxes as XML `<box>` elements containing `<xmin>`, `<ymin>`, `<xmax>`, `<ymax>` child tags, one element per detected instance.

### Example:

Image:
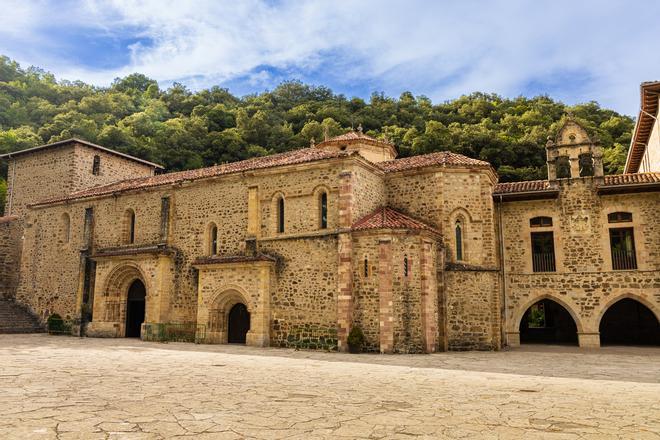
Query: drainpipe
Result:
<box><xmin>497</xmin><ymin>194</ymin><xmax>507</xmax><ymax>348</ymax></box>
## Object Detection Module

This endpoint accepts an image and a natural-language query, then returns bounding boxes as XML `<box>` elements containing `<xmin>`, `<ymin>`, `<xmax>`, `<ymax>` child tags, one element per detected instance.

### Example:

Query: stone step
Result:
<box><xmin>0</xmin><ymin>300</ymin><xmax>45</xmax><ymax>334</ymax></box>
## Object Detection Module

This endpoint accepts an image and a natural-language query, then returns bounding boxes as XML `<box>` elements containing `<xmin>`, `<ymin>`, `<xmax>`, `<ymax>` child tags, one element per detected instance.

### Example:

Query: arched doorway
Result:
<box><xmin>520</xmin><ymin>299</ymin><xmax>578</xmax><ymax>345</ymax></box>
<box><xmin>125</xmin><ymin>279</ymin><xmax>146</xmax><ymax>337</ymax></box>
<box><xmin>228</xmin><ymin>303</ymin><xmax>250</xmax><ymax>344</ymax></box>
<box><xmin>599</xmin><ymin>299</ymin><xmax>660</xmax><ymax>346</ymax></box>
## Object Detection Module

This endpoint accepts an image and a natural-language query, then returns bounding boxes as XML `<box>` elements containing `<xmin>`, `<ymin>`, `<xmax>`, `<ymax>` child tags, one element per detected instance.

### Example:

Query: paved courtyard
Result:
<box><xmin>0</xmin><ymin>335</ymin><xmax>659</xmax><ymax>439</ymax></box>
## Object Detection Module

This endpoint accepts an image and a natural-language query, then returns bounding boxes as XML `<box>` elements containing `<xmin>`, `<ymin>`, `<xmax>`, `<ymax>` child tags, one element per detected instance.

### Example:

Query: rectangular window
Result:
<box><xmin>609</xmin><ymin>228</ymin><xmax>637</xmax><ymax>270</ymax></box>
<box><xmin>531</xmin><ymin>231</ymin><xmax>556</xmax><ymax>272</ymax></box>
<box><xmin>92</xmin><ymin>155</ymin><xmax>100</xmax><ymax>175</ymax></box>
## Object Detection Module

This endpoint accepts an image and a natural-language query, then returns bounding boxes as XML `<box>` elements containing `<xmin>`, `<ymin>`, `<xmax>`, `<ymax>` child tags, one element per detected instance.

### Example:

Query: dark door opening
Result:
<box><xmin>125</xmin><ymin>279</ymin><xmax>146</xmax><ymax>338</ymax></box>
<box><xmin>600</xmin><ymin>299</ymin><xmax>660</xmax><ymax>345</ymax></box>
<box><xmin>520</xmin><ymin>299</ymin><xmax>578</xmax><ymax>345</ymax></box>
<box><xmin>228</xmin><ymin>303</ymin><xmax>250</xmax><ymax>344</ymax></box>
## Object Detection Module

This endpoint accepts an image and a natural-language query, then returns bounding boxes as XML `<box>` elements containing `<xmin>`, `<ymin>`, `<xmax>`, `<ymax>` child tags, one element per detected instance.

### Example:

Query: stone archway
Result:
<box><xmin>599</xmin><ymin>298</ymin><xmax>660</xmax><ymax>346</ymax></box>
<box><xmin>95</xmin><ymin>263</ymin><xmax>148</xmax><ymax>338</ymax></box>
<box><xmin>518</xmin><ymin>298</ymin><xmax>579</xmax><ymax>345</ymax></box>
<box><xmin>207</xmin><ymin>289</ymin><xmax>251</xmax><ymax>344</ymax></box>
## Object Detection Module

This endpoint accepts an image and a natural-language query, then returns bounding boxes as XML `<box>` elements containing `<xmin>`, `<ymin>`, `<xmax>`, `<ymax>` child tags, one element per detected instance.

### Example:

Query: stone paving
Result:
<box><xmin>0</xmin><ymin>335</ymin><xmax>659</xmax><ymax>439</ymax></box>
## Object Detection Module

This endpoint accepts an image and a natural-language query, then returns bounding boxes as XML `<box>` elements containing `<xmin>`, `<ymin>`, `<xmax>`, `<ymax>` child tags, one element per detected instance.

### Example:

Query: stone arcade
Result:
<box><xmin>1</xmin><ymin>84</ymin><xmax>659</xmax><ymax>352</ymax></box>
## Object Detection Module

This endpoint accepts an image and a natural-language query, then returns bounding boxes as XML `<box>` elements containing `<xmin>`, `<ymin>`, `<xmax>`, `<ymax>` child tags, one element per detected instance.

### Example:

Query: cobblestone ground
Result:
<box><xmin>1</xmin><ymin>335</ymin><xmax>659</xmax><ymax>439</ymax></box>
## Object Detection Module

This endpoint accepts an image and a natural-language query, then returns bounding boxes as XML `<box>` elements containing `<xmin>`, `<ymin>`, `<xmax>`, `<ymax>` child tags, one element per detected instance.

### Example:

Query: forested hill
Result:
<box><xmin>0</xmin><ymin>56</ymin><xmax>635</xmax><ymax>212</ymax></box>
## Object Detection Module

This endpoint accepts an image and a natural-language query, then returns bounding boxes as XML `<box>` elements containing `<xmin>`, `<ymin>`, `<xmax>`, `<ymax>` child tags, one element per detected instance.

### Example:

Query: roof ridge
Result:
<box><xmin>352</xmin><ymin>206</ymin><xmax>441</xmax><ymax>235</ymax></box>
<box><xmin>32</xmin><ymin>147</ymin><xmax>349</xmax><ymax>206</ymax></box>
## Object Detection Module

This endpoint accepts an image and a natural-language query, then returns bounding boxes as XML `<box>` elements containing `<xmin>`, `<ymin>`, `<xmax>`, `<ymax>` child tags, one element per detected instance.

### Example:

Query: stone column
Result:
<box><xmin>378</xmin><ymin>237</ymin><xmax>394</xmax><ymax>353</ymax></box>
<box><xmin>419</xmin><ymin>239</ymin><xmax>437</xmax><ymax>353</ymax></box>
<box><xmin>148</xmin><ymin>254</ymin><xmax>173</xmax><ymax>326</ymax></box>
<box><xmin>247</xmin><ymin>186</ymin><xmax>260</xmax><ymax>238</ymax></box>
<box><xmin>506</xmin><ymin>331</ymin><xmax>520</xmax><ymax>347</ymax></box>
<box><xmin>569</xmin><ymin>156</ymin><xmax>580</xmax><ymax>179</ymax></box>
<box><xmin>578</xmin><ymin>332</ymin><xmax>600</xmax><ymax>348</ymax></box>
<box><xmin>247</xmin><ymin>265</ymin><xmax>271</xmax><ymax>347</ymax></box>
<box><xmin>336</xmin><ymin>170</ymin><xmax>354</xmax><ymax>352</ymax></box>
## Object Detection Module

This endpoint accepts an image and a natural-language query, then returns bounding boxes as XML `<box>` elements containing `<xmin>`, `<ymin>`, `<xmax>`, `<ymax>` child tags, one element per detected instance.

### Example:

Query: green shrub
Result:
<box><xmin>347</xmin><ymin>326</ymin><xmax>365</xmax><ymax>353</ymax></box>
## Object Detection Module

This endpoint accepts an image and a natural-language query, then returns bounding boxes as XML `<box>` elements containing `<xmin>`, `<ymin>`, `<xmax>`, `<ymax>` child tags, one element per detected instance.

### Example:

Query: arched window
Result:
<box><xmin>277</xmin><ymin>197</ymin><xmax>285</xmax><ymax>233</ymax></box>
<box><xmin>364</xmin><ymin>257</ymin><xmax>369</xmax><ymax>277</ymax></box>
<box><xmin>208</xmin><ymin>223</ymin><xmax>218</xmax><ymax>255</ymax></box>
<box><xmin>403</xmin><ymin>255</ymin><xmax>409</xmax><ymax>277</ymax></box>
<box><xmin>124</xmin><ymin>209</ymin><xmax>136</xmax><ymax>244</ymax></box>
<box><xmin>455</xmin><ymin>221</ymin><xmax>463</xmax><ymax>261</ymax></box>
<box><xmin>62</xmin><ymin>213</ymin><xmax>70</xmax><ymax>243</ymax></box>
<box><xmin>530</xmin><ymin>216</ymin><xmax>553</xmax><ymax>227</ymax></box>
<box><xmin>579</xmin><ymin>153</ymin><xmax>594</xmax><ymax>177</ymax></box>
<box><xmin>608</xmin><ymin>212</ymin><xmax>632</xmax><ymax>223</ymax></box>
<box><xmin>319</xmin><ymin>192</ymin><xmax>328</xmax><ymax>229</ymax></box>
<box><xmin>92</xmin><ymin>155</ymin><xmax>101</xmax><ymax>175</ymax></box>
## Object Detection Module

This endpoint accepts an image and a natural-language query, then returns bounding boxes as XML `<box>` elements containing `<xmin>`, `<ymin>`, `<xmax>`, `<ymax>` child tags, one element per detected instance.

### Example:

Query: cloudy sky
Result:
<box><xmin>2</xmin><ymin>0</ymin><xmax>658</xmax><ymax>115</ymax></box>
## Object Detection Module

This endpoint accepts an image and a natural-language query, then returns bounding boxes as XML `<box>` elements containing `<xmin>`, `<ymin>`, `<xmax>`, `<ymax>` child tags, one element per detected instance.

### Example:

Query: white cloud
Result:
<box><xmin>1</xmin><ymin>0</ymin><xmax>659</xmax><ymax>114</ymax></box>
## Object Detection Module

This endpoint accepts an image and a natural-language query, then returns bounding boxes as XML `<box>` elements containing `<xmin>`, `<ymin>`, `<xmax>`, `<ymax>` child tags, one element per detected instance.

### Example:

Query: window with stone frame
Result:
<box><xmin>208</xmin><ymin>223</ymin><xmax>218</xmax><ymax>255</ymax></box>
<box><xmin>403</xmin><ymin>255</ymin><xmax>409</xmax><ymax>277</ymax></box>
<box><xmin>363</xmin><ymin>256</ymin><xmax>369</xmax><ymax>277</ymax></box>
<box><xmin>530</xmin><ymin>216</ymin><xmax>553</xmax><ymax>228</ymax></box>
<box><xmin>277</xmin><ymin>197</ymin><xmax>285</xmax><ymax>233</ymax></box>
<box><xmin>609</xmin><ymin>227</ymin><xmax>637</xmax><ymax>270</ymax></box>
<box><xmin>124</xmin><ymin>209</ymin><xmax>136</xmax><ymax>244</ymax></box>
<box><xmin>531</xmin><ymin>231</ymin><xmax>556</xmax><ymax>272</ymax></box>
<box><xmin>92</xmin><ymin>155</ymin><xmax>101</xmax><ymax>176</ymax></box>
<box><xmin>319</xmin><ymin>191</ymin><xmax>328</xmax><ymax>229</ymax></box>
<box><xmin>455</xmin><ymin>220</ymin><xmax>464</xmax><ymax>261</ymax></box>
<box><xmin>607</xmin><ymin>212</ymin><xmax>633</xmax><ymax>223</ymax></box>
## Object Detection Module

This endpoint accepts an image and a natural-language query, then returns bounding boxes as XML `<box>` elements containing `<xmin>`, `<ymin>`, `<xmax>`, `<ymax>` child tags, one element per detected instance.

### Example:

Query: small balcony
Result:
<box><xmin>532</xmin><ymin>252</ymin><xmax>556</xmax><ymax>272</ymax></box>
<box><xmin>611</xmin><ymin>250</ymin><xmax>637</xmax><ymax>270</ymax></box>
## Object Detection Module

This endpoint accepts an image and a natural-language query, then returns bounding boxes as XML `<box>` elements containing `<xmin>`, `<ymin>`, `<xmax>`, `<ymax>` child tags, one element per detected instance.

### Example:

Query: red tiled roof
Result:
<box><xmin>378</xmin><ymin>151</ymin><xmax>491</xmax><ymax>173</ymax></box>
<box><xmin>494</xmin><ymin>180</ymin><xmax>550</xmax><ymax>194</ymax></box>
<box><xmin>352</xmin><ymin>207</ymin><xmax>441</xmax><ymax>235</ymax></box>
<box><xmin>494</xmin><ymin>172</ymin><xmax>660</xmax><ymax>194</ymax></box>
<box><xmin>33</xmin><ymin>148</ymin><xmax>350</xmax><ymax>206</ymax></box>
<box><xmin>602</xmin><ymin>172</ymin><xmax>660</xmax><ymax>185</ymax></box>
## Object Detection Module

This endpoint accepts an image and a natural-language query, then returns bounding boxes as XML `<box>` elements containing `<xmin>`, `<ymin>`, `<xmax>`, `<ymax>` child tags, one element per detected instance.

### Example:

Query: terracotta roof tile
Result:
<box><xmin>494</xmin><ymin>180</ymin><xmax>550</xmax><ymax>194</ymax></box>
<box><xmin>33</xmin><ymin>148</ymin><xmax>349</xmax><ymax>206</ymax></box>
<box><xmin>494</xmin><ymin>172</ymin><xmax>660</xmax><ymax>194</ymax></box>
<box><xmin>352</xmin><ymin>207</ymin><xmax>441</xmax><ymax>235</ymax></box>
<box><xmin>378</xmin><ymin>151</ymin><xmax>491</xmax><ymax>173</ymax></box>
<box><xmin>602</xmin><ymin>172</ymin><xmax>660</xmax><ymax>185</ymax></box>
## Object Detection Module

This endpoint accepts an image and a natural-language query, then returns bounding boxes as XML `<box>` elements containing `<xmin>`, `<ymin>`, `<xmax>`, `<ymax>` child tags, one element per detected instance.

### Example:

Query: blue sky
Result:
<box><xmin>2</xmin><ymin>0</ymin><xmax>659</xmax><ymax>115</ymax></box>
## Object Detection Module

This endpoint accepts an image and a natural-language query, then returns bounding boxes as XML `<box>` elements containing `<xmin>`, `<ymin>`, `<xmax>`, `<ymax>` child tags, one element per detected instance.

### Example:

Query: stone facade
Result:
<box><xmin>1</xmin><ymin>112</ymin><xmax>658</xmax><ymax>351</ymax></box>
<box><xmin>0</xmin><ymin>216</ymin><xmax>21</xmax><ymax>300</ymax></box>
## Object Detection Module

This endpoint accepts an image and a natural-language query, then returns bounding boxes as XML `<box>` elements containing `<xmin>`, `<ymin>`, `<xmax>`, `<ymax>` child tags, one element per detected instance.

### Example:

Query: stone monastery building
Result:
<box><xmin>1</xmin><ymin>83</ymin><xmax>659</xmax><ymax>352</ymax></box>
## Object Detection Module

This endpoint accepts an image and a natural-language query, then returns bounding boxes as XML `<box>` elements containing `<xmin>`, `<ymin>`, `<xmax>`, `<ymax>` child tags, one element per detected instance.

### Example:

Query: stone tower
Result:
<box><xmin>545</xmin><ymin>118</ymin><xmax>604</xmax><ymax>184</ymax></box>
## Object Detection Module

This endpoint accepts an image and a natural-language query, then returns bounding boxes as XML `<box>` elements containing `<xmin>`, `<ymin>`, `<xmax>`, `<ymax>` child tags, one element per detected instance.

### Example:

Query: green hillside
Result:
<box><xmin>0</xmin><ymin>56</ymin><xmax>634</xmax><ymax>213</ymax></box>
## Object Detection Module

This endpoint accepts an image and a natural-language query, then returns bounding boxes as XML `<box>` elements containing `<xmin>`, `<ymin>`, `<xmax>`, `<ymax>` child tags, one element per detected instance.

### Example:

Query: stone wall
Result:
<box><xmin>444</xmin><ymin>269</ymin><xmax>501</xmax><ymax>350</ymax></box>
<box><xmin>0</xmin><ymin>216</ymin><xmax>22</xmax><ymax>300</ymax></box>
<box><xmin>4</xmin><ymin>141</ymin><xmax>155</xmax><ymax>218</ymax></box>
<box><xmin>501</xmin><ymin>178</ymin><xmax>660</xmax><ymax>347</ymax></box>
